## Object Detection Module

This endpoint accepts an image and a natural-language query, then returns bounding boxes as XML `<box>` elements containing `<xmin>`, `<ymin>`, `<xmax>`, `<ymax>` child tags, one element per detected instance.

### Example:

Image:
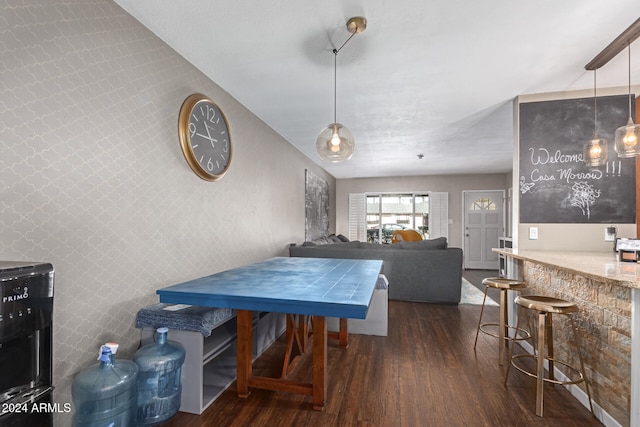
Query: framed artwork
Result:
<box><xmin>305</xmin><ymin>170</ymin><xmax>329</xmax><ymax>241</ymax></box>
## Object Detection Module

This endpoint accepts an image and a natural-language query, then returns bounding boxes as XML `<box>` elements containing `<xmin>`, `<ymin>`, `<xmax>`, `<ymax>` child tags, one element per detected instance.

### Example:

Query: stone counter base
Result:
<box><xmin>522</xmin><ymin>260</ymin><xmax>630</xmax><ymax>426</ymax></box>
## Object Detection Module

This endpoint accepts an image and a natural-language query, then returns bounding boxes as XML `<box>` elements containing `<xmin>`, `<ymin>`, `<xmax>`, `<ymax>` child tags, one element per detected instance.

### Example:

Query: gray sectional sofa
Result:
<box><xmin>289</xmin><ymin>236</ymin><xmax>463</xmax><ymax>304</ymax></box>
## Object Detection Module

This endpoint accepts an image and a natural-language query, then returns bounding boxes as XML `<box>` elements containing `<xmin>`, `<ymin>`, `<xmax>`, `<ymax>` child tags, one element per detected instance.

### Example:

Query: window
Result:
<box><xmin>471</xmin><ymin>197</ymin><xmax>497</xmax><ymax>211</ymax></box>
<box><xmin>349</xmin><ymin>192</ymin><xmax>448</xmax><ymax>243</ymax></box>
<box><xmin>364</xmin><ymin>193</ymin><xmax>430</xmax><ymax>243</ymax></box>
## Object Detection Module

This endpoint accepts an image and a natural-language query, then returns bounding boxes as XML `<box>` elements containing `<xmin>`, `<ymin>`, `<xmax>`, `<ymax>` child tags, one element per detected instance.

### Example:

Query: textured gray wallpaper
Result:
<box><xmin>0</xmin><ymin>0</ymin><xmax>334</xmax><ymax>423</ymax></box>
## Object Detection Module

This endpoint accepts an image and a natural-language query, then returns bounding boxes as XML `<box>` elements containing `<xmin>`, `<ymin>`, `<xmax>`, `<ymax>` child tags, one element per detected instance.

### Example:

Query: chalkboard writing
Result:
<box><xmin>519</xmin><ymin>95</ymin><xmax>635</xmax><ymax>223</ymax></box>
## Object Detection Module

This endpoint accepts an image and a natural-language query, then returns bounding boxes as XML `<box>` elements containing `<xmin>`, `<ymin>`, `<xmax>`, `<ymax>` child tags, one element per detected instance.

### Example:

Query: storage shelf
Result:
<box><xmin>201</xmin><ymin>344</ymin><xmax>236</xmax><ymax>411</ymax></box>
<box><xmin>140</xmin><ymin>311</ymin><xmax>286</xmax><ymax>415</ymax></box>
<box><xmin>202</xmin><ymin>318</ymin><xmax>237</xmax><ymax>363</ymax></box>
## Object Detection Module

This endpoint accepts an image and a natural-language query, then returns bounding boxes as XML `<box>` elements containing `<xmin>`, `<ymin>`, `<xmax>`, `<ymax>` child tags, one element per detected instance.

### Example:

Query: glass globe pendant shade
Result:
<box><xmin>583</xmin><ymin>136</ymin><xmax>608</xmax><ymax>166</ymax></box>
<box><xmin>316</xmin><ymin>123</ymin><xmax>355</xmax><ymax>162</ymax></box>
<box><xmin>614</xmin><ymin>117</ymin><xmax>640</xmax><ymax>157</ymax></box>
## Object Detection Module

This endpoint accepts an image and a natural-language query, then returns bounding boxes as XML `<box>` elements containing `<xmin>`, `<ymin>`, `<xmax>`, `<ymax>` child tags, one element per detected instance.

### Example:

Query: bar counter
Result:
<box><xmin>493</xmin><ymin>248</ymin><xmax>639</xmax><ymax>427</ymax></box>
<box><xmin>494</xmin><ymin>248</ymin><xmax>639</xmax><ymax>288</ymax></box>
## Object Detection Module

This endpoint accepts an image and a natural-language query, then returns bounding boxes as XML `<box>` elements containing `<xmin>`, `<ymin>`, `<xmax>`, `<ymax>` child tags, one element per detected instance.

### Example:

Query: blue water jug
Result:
<box><xmin>134</xmin><ymin>327</ymin><xmax>185</xmax><ymax>426</ymax></box>
<box><xmin>71</xmin><ymin>343</ymin><xmax>138</xmax><ymax>427</ymax></box>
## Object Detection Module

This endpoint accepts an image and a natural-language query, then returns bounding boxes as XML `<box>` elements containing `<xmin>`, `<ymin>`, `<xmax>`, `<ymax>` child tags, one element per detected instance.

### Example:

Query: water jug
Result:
<box><xmin>71</xmin><ymin>343</ymin><xmax>138</xmax><ymax>427</ymax></box>
<box><xmin>134</xmin><ymin>327</ymin><xmax>185</xmax><ymax>426</ymax></box>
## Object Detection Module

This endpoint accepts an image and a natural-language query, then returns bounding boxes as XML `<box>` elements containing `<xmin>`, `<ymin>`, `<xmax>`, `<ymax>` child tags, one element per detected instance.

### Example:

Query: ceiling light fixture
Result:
<box><xmin>316</xmin><ymin>17</ymin><xmax>366</xmax><ymax>162</ymax></box>
<box><xmin>583</xmin><ymin>69</ymin><xmax>609</xmax><ymax>166</ymax></box>
<box><xmin>614</xmin><ymin>43</ymin><xmax>640</xmax><ymax>158</ymax></box>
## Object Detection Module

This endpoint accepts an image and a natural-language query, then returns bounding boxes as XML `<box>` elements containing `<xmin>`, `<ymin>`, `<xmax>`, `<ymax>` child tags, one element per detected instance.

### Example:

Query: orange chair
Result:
<box><xmin>391</xmin><ymin>229</ymin><xmax>423</xmax><ymax>243</ymax></box>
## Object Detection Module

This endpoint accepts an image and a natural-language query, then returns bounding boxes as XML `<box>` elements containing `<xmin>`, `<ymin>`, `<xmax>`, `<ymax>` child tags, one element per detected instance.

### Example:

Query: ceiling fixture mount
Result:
<box><xmin>316</xmin><ymin>17</ymin><xmax>367</xmax><ymax>162</ymax></box>
<box><xmin>583</xmin><ymin>69</ymin><xmax>609</xmax><ymax>166</ymax></box>
<box><xmin>613</xmin><ymin>43</ymin><xmax>640</xmax><ymax>158</ymax></box>
<box><xmin>585</xmin><ymin>18</ymin><xmax>640</xmax><ymax>71</ymax></box>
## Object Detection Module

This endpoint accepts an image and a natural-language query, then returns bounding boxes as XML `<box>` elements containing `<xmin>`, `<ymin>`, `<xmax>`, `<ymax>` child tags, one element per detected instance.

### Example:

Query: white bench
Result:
<box><xmin>327</xmin><ymin>274</ymin><xmax>388</xmax><ymax>336</ymax></box>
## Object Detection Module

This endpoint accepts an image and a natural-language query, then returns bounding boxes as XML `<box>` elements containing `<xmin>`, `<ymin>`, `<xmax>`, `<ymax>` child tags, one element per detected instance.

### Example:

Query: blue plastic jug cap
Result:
<box><xmin>97</xmin><ymin>345</ymin><xmax>112</xmax><ymax>362</ymax></box>
<box><xmin>157</xmin><ymin>327</ymin><xmax>169</xmax><ymax>334</ymax></box>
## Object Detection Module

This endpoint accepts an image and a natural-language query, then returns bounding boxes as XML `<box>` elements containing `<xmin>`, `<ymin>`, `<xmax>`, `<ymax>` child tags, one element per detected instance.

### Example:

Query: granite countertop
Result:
<box><xmin>493</xmin><ymin>248</ymin><xmax>640</xmax><ymax>289</ymax></box>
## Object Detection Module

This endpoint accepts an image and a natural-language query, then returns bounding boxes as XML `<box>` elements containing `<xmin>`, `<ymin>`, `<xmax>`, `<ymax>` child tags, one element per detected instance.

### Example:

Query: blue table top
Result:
<box><xmin>157</xmin><ymin>257</ymin><xmax>383</xmax><ymax>319</ymax></box>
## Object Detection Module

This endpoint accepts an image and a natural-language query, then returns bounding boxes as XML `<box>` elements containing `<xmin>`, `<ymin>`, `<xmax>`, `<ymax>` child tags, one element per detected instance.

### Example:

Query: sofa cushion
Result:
<box><xmin>398</xmin><ymin>237</ymin><xmax>448</xmax><ymax>250</ymax></box>
<box><xmin>302</xmin><ymin>234</ymin><xmax>350</xmax><ymax>246</ymax></box>
<box><xmin>356</xmin><ymin>242</ymin><xmax>401</xmax><ymax>250</ymax></box>
<box><xmin>302</xmin><ymin>236</ymin><xmax>332</xmax><ymax>246</ymax></box>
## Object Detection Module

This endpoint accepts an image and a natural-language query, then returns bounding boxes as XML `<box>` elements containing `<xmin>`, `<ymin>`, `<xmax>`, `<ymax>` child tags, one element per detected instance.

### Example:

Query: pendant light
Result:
<box><xmin>584</xmin><ymin>69</ymin><xmax>609</xmax><ymax>166</ymax></box>
<box><xmin>614</xmin><ymin>43</ymin><xmax>640</xmax><ymax>157</ymax></box>
<box><xmin>316</xmin><ymin>17</ymin><xmax>366</xmax><ymax>162</ymax></box>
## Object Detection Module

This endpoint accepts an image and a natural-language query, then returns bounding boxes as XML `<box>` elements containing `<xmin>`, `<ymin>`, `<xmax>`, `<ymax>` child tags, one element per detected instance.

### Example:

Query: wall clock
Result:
<box><xmin>178</xmin><ymin>93</ymin><xmax>232</xmax><ymax>181</ymax></box>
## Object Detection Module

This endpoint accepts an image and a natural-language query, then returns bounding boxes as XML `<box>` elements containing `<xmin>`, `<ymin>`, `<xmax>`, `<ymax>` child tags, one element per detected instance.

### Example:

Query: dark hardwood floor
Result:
<box><xmin>162</xmin><ymin>290</ymin><xmax>602</xmax><ymax>427</ymax></box>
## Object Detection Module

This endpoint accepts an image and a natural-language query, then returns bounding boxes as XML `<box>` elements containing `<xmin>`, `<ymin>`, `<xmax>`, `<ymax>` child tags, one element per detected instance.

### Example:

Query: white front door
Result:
<box><xmin>463</xmin><ymin>190</ymin><xmax>504</xmax><ymax>270</ymax></box>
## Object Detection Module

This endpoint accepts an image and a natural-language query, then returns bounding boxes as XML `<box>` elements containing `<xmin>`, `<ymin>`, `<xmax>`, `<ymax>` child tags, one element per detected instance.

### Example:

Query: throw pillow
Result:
<box><xmin>328</xmin><ymin>234</ymin><xmax>343</xmax><ymax>243</ymax></box>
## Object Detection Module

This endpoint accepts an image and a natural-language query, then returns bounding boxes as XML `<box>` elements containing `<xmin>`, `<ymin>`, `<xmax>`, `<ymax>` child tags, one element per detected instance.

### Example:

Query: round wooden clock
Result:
<box><xmin>178</xmin><ymin>94</ymin><xmax>232</xmax><ymax>181</ymax></box>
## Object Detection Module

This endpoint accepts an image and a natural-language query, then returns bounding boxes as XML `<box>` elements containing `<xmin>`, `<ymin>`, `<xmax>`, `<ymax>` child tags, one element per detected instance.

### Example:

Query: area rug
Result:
<box><xmin>460</xmin><ymin>278</ymin><xmax>498</xmax><ymax>306</ymax></box>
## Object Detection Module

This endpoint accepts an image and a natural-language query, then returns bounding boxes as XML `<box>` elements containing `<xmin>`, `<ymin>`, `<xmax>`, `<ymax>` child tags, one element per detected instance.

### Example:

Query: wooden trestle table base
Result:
<box><xmin>156</xmin><ymin>257</ymin><xmax>383</xmax><ymax>411</ymax></box>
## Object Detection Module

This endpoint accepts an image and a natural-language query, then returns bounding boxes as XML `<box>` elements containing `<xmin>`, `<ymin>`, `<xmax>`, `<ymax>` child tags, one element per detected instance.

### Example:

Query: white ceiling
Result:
<box><xmin>114</xmin><ymin>0</ymin><xmax>640</xmax><ymax>179</ymax></box>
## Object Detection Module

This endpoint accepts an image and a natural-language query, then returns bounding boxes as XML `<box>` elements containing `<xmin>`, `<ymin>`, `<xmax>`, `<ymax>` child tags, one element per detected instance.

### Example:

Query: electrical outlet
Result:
<box><xmin>529</xmin><ymin>227</ymin><xmax>538</xmax><ymax>240</ymax></box>
<box><xmin>605</xmin><ymin>226</ymin><xmax>616</xmax><ymax>242</ymax></box>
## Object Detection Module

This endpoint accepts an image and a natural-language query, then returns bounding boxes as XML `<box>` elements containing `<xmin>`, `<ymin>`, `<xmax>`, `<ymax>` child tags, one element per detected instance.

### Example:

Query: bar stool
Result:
<box><xmin>474</xmin><ymin>277</ymin><xmax>530</xmax><ymax>365</ymax></box>
<box><xmin>504</xmin><ymin>295</ymin><xmax>594</xmax><ymax>417</ymax></box>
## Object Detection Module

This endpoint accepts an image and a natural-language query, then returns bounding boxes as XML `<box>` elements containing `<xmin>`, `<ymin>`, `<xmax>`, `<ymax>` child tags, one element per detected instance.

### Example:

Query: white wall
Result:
<box><xmin>0</xmin><ymin>1</ymin><xmax>334</xmax><ymax>422</ymax></box>
<box><xmin>336</xmin><ymin>174</ymin><xmax>509</xmax><ymax>249</ymax></box>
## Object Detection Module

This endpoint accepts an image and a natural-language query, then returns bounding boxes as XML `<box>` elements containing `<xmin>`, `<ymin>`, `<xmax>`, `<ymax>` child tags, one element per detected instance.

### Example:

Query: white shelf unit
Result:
<box><xmin>498</xmin><ymin>236</ymin><xmax>513</xmax><ymax>278</ymax></box>
<box><xmin>140</xmin><ymin>311</ymin><xmax>286</xmax><ymax>415</ymax></box>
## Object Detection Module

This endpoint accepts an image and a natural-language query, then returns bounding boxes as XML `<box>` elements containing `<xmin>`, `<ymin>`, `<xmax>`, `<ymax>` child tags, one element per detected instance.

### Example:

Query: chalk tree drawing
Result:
<box><xmin>570</xmin><ymin>182</ymin><xmax>601</xmax><ymax>219</ymax></box>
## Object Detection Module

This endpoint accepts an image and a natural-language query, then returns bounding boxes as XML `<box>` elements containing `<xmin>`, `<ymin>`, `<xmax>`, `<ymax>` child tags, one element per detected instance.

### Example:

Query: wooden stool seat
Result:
<box><xmin>504</xmin><ymin>294</ymin><xmax>594</xmax><ymax>418</ymax></box>
<box><xmin>474</xmin><ymin>277</ymin><xmax>530</xmax><ymax>366</ymax></box>
<box><xmin>482</xmin><ymin>277</ymin><xmax>528</xmax><ymax>291</ymax></box>
<box><xmin>513</xmin><ymin>295</ymin><xmax>578</xmax><ymax>314</ymax></box>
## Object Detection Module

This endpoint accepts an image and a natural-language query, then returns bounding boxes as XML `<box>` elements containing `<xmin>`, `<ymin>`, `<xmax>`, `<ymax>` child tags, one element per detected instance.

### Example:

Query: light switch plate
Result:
<box><xmin>529</xmin><ymin>227</ymin><xmax>538</xmax><ymax>240</ymax></box>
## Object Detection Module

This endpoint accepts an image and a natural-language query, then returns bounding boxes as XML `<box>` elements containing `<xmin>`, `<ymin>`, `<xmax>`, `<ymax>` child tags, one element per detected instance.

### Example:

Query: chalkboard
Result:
<box><xmin>519</xmin><ymin>95</ymin><xmax>636</xmax><ymax>223</ymax></box>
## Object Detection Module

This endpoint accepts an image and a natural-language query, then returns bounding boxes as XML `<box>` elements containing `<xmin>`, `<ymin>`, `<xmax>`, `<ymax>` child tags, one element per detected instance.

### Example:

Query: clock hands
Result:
<box><xmin>194</xmin><ymin>121</ymin><xmax>219</xmax><ymax>148</ymax></box>
<box><xmin>195</xmin><ymin>132</ymin><xmax>217</xmax><ymax>145</ymax></box>
<box><xmin>203</xmin><ymin>121</ymin><xmax>217</xmax><ymax>149</ymax></box>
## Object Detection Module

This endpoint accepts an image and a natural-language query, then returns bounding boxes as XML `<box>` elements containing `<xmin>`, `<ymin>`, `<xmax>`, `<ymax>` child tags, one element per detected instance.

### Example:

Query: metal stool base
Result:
<box><xmin>478</xmin><ymin>323</ymin><xmax>531</xmax><ymax>342</ymax></box>
<box><xmin>473</xmin><ymin>278</ymin><xmax>528</xmax><ymax>366</ymax></box>
<box><xmin>504</xmin><ymin>296</ymin><xmax>594</xmax><ymax>418</ymax></box>
<box><xmin>510</xmin><ymin>354</ymin><xmax>586</xmax><ymax>386</ymax></box>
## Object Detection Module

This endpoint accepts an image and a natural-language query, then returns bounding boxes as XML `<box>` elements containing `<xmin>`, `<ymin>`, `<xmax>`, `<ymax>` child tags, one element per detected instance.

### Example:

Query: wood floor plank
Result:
<box><xmin>161</xmin><ymin>299</ymin><xmax>604</xmax><ymax>427</ymax></box>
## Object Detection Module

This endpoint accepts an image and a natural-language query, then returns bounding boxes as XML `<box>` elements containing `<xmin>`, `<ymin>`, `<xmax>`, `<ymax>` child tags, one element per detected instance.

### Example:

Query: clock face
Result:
<box><xmin>179</xmin><ymin>94</ymin><xmax>232</xmax><ymax>181</ymax></box>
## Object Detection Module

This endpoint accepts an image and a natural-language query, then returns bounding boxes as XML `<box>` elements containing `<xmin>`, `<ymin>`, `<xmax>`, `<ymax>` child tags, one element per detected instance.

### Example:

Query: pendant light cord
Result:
<box><xmin>333</xmin><ymin>49</ymin><xmax>337</xmax><ymax>124</ymax></box>
<box><xmin>628</xmin><ymin>43</ymin><xmax>633</xmax><ymax>119</ymax></box>
<box><xmin>332</xmin><ymin>29</ymin><xmax>358</xmax><ymax>125</ymax></box>
<box><xmin>594</xmin><ymin>69</ymin><xmax>598</xmax><ymax>137</ymax></box>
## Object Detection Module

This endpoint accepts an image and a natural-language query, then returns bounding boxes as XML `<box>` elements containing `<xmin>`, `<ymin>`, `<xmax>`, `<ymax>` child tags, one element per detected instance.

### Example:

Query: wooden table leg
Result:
<box><xmin>338</xmin><ymin>318</ymin><xmax>349</xmax><ymax>349</ymax></box>
<box><xmin>312</xmin><ymin>315</ymin><xmax>327</xmax><ymax>411</ymax></box>
<box><xmin>236</xmin><ymin>310</ymin><xmax>253</xmax><ymax>398</ymax></box>
<box><xmin>328</xmin><ymin>318</ymin><xmax>349</xmax><ymax>349</ymax></box>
